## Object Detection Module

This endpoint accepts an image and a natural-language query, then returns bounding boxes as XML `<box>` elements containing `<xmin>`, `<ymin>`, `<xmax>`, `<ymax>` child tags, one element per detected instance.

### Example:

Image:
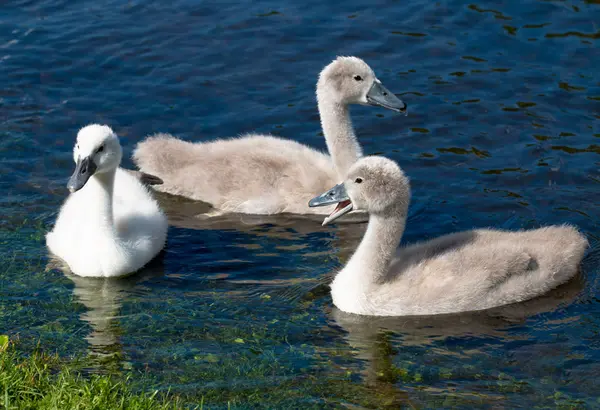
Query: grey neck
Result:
<box><xmin>318</xmin><ymin>98</ymin><xmax>363</xmax><ymax>180</ymax></box>
<box><xmin>343</xmin><ymin>208</ymin><xmax>406</xmax><ymax>284</ymax></box>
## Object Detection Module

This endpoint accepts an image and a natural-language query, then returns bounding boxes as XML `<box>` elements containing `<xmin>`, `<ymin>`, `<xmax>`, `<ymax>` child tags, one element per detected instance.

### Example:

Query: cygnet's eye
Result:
<box><xmin>355</xmin><ymin>177</ymin><xmax>363</xmax><ymax>184</ymax></box>
<box><xmin>97</xmin><ymin>145</ymin><xmax>104</xmax><ymax>153</ymax></box>
<box><xmin>353</xmin><ymin>75</ymin><xmax>363</xmax><ymax>81</ymax></box>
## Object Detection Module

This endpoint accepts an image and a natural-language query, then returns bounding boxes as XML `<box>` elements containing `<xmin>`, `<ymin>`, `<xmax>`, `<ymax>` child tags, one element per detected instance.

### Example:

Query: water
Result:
<box><xmin>1</xmin><ymin>0</ymin><xmax>599</xmax><ymax>408</ymax></box>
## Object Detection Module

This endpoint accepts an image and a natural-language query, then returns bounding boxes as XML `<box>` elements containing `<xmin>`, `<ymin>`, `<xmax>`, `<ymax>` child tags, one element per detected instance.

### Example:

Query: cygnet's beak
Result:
<box><xmin>366</xmin><ymin>81</ymin><xmax>407</xmax><ymax>114</ymax></box>
<box><xmin>309</xmin><ymin>183</ymin><xmax>354</xmax><ymax>226</ymax></box>
<box><xmin>67</xmin><ymin>156</ymin><xmax>97</xmax><ymax>193</ymax></box>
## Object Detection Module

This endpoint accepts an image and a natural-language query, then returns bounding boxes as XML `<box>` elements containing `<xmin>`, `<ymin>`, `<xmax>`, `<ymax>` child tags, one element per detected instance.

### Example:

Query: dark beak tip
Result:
<box><xmin>67</xmin><ymin>180</ymin><xmax>78</xmax><ymax>193</ymax></box>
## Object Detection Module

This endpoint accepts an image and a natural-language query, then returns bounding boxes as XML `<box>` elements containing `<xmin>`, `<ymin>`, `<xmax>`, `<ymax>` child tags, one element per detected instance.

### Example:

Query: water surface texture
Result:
<box><xmin>1</xmin><ymin>0</ymin><xmax>600</xmax><ymax>408</ymax></box>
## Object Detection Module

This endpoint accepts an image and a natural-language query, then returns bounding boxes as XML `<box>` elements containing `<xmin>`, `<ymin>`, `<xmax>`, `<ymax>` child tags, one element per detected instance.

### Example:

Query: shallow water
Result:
<box><xmin>1</xmin><ymin>0</ymin><xmax>599</xmax><ymax>408</ymax></box>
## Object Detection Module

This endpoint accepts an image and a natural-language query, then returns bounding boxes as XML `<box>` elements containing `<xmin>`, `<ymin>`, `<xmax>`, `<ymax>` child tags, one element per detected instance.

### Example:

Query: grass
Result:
<box><xmin>0</xmin><ymin>336</ymin><xmax>186</xmax><ymax>410</ymax></box>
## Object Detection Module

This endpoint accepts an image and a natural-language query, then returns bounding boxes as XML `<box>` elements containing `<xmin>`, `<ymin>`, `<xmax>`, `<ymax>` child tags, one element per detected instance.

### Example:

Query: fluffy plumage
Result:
<box><xmin>46</xmin><ymin>125</ymin><xmax>168</xmax><ymax>277</ymax></box>
<box><xmin>322</xmin><ymin>156</ymin><xmax>588</xmax><ymax>316</ymax></box>
<box><xmin>133</xmin><ymin>57</ymin><xmax>406</xmax><ymax>215</ymax></box>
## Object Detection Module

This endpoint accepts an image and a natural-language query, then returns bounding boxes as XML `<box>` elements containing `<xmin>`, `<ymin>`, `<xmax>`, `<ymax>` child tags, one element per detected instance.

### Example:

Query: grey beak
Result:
<box><xmin>309</xmin><ymin>183</ymin><xmax>349</xmax><ymax>207</ymax></box>
<box><xmin>67</xmin><ymin>156</ymin><xmax>97</xmax><ymax>193</ymax></box>
<box><xmin>366</xmin><ymin>81</ymin><xmax>407</xmax><ymax>113</ymax></box>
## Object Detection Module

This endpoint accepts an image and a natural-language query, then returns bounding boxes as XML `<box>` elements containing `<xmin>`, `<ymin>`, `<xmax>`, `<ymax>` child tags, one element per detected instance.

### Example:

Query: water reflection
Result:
<box><xmin>155</xmin><ymin>190</ymin><xmax>368</xmax><ymax>231</ymax></box>
<box><xmin>331</xmin><ymin>275</ymin><xmax>584</xmax><ymax>385</ymax></box>
<box><xmin>155</xmin><ymin>190</ymin><xmax>370</xmax><ymax>270</ymax></box>
<box><xmin>47</xmin><ymin>256</ymin><xmax>165</xmax><ymax>357</ymax></box>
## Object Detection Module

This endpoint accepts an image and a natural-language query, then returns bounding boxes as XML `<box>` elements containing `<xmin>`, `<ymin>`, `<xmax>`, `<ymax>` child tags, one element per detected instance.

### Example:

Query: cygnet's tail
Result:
<box><xmin>123</xmin><ymin>169</ymin><xmax>163</xmax><ymax>186</ymax></box>
<box><xmin>132</xmin><ymin>133</ymin><xmax>195</xmax><ymax>177</ymax></box>
<box><xmin>488</xmin><ymin>225</ymin><xmax>588</xmax><ymax>308</ymax></box>
<box><xmin>534</xmin><ymin>224</ymin><xmax>589</xmax><ymax>286</ymax></box>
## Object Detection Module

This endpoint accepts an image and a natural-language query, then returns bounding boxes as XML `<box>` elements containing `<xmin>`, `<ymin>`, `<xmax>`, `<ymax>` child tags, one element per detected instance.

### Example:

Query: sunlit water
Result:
<box><xmin>1</xmin><ymin>0</ymin><xmax>599</xmax><ymax>408</ymax></box>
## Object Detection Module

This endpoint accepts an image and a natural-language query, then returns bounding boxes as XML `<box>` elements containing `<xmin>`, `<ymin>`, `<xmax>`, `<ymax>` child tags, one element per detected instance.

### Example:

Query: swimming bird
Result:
<box><xmin>132</xmin><ymin>57</ymin><xmax>406</xmax><ymax>215</ymax></box>
<box><xmin>309</xmin><ymin>156</ymin><xmax>588</xmax><ymax>316</ymax></box>
<box><xmin>46</xmin><ymin>125</ymin><xmax>168</xmax><ymax>277</ymax></box>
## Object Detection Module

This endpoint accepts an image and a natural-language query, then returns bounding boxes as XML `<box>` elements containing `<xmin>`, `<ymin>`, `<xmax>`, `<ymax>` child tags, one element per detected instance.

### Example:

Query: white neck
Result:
<box><xmin>339</xmin><ymin>209</ymin><xmax>406</xmax><ymax>285</ymax></box>
<box><xmin>318</xmin><ymin>97</ymin><xmax>362</xmax><ymax>180</ymax></box>
<box><xmin>79</xmin><ymin>169</ymin><xmax>116</xmax><ymax>235</ymax></box>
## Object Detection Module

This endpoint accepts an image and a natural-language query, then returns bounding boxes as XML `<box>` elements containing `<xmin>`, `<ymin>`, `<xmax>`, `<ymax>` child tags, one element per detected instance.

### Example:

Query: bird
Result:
<box><xmin>309</xmin><ymin>156</ymin><xmax>588</xmax><ymax>316</ymax></box>
<box><xmin>132</xmin><ymin>57</ymin><xmax>407</xmax><ymax>216</ymax></box>
<box><xmin>46</xmin><ymin>124</ymin><xmax>168</xmax><ymax>277</ymax></box>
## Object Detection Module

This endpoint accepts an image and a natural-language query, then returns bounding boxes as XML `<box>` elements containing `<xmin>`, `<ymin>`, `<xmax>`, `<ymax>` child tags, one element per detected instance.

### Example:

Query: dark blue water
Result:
<box><xmin>1</xmin><ymin>0</ymin><xmax>599</xmax><ymax>408</ymax></box>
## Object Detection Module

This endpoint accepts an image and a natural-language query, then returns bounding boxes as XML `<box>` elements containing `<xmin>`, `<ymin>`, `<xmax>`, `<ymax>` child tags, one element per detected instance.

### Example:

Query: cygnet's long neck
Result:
<box><xmin>318</xmin><ymin>95</ymin><xmax>362</xmax><ymax>180</ymax></box>
<box><xmin>80</xmin><ymin>169</ymin><xmax>116</xmax><ymax>235</ymax></box>
<box><xmin>340</xmin><ymin>208</ymin><xmax>406</xmax><ymax>285</ymax></box>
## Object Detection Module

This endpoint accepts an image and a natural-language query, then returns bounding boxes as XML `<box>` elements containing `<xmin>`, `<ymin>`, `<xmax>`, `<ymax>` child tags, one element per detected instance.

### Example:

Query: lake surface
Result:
<box><xmin>1</xmin><ymin>0</ymin><xmax>599</xmax><ymax>408</ymax></box>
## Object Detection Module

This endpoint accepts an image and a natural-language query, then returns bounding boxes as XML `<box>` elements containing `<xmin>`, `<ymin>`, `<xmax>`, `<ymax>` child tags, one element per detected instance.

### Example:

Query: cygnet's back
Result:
<box><xmin>112</xmin><ymin>168</ymin><xmax>166</xmax><ymax>247</ymax></box>
<box><xmin>381</xmin><ymin>225</ymin><xmax>587</xmax><ymax>316</ymax></box>
<box><xmin>135</xmin><ymin>134</ymin><xmax>336</xmax><ymax>214</ymax></box>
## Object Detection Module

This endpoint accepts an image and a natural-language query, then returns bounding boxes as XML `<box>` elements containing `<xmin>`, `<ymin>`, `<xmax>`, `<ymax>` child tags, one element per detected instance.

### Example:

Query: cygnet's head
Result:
<box><xmin>68</xmin><ymin>124</ymin><xmax>122</xmax><ymax>193</ymax></box>
<box><xmin>309</xmin><ymin>156</ymin><xmax>411</xmax><ymax>225</ymax></box>
<box><xmin>317</xmin><ymin>56</ymin><xmax>407</xmax><ymax>113</ymax></box>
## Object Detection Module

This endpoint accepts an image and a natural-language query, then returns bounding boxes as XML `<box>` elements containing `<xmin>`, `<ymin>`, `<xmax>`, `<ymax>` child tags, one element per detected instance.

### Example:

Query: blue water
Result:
<box><xmin>1</xmin><ymin>0</ymin><xmax>599</xmax><ymax>408</ymax></box>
